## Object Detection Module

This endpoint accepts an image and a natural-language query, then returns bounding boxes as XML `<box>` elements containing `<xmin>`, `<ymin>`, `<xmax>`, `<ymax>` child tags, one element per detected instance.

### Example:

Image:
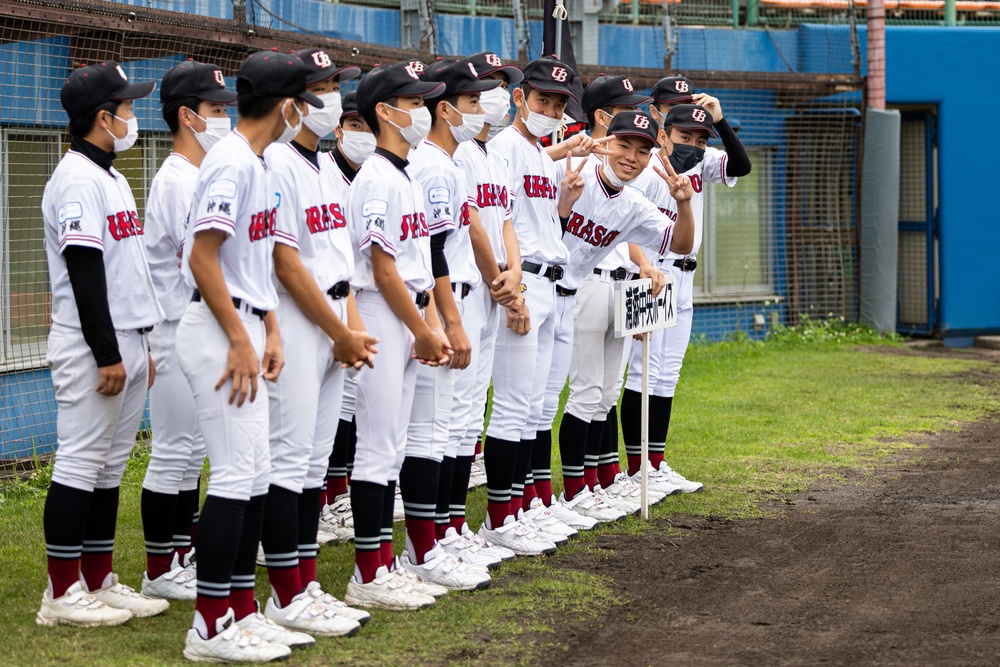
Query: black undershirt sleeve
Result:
<box><xmin>430</xmin><ymin>232</ymin><xmax>450</xmax><ymax>279</ymax></box>
<box><xmin>63</xmin><ymin>246</ymin><xmax>121</xmax><ymax>367</ymax></box>
<box><xmin>560</xmin><ymin>215</ymin><xmax>570</xmax><ymax>233</ymax></box>
<box><xmin>715</xmin><ymin>117</ymin><xmax>752</xmax><ymax>178</ymax></box>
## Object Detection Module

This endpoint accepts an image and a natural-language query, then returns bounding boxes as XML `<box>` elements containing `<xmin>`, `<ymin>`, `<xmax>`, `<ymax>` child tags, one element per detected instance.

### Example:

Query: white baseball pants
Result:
<box><xmin>453</xmin><ymin>283</ymin><xmax>499</xmax><ymax>458</ymax></box>
<box><xmin>538</xmin><ymin>292</ymin><xmax>575</xmax><ymax>432</ymax></box>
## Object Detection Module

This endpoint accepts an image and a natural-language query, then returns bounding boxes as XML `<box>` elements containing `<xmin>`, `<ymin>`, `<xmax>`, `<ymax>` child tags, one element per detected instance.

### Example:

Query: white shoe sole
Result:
<box><xmin>36</xmin><ymin>610</ymin><xmax>131</xmax><ymax>627</ymax></box>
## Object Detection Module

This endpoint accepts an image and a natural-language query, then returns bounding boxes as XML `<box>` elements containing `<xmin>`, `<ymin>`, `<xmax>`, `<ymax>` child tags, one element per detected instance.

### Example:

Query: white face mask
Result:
<box><xmin>303</xmin><ymin>91</ymin><xmax>342</xmax><ymax>138</ymax></box>
<box><xmin>520</xmin><ymin>103</ymin><xmax>561</xmax><ymax>139</ymax></box>
<box><xmin>191</xmin><ymin>112</ymin><xmax>231</xmax><ymax>153</ymax></box>
<box><xmin>107</xmin><ymin>114</ymin><xmax>138</xmax><ymax>152</ymax></box>
<box><xmin>602</xmin><ymin>156</ymin><xmax>628</xmax><ymax>189</ymax></box>
<box><xmin>479</xmin><ymin>86</ymin><xmax>511</xmax><ymax>127</ymax></box>
<box><xmin>275</xmin><ymin>100</ymin><xmax>303</xmax><ymax>145</ymax></box>
<box><xmin>339</xmin><ymin>130</ymin><xmax>376</xmax><ymax>164</ymax></box>
<box><xmin>446</xmin><ymin>102</ymin><xmax>485</xmax><ymax>143</ymax></box>
<box><xmin>386</xmin><ymin>104</ymin><xmax>431</xmax><ymax>148</ymax></box>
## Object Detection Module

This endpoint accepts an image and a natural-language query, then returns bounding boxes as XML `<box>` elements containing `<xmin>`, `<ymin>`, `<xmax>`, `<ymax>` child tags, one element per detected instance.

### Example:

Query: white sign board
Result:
<box><xmin>613</xmin><ymin>275</ymin><xmax>678</xmax><ymax>337</ymax></box>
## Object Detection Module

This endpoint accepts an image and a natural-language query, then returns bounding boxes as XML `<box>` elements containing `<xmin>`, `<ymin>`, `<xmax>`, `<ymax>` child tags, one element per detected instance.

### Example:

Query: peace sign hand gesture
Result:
<box><xmin>569</xmin><ymin>133</ymin><xmax>614</xmax><ymax>158</ymax></box>
<box><xmin>653</xmin><ymin>152</ymin><xmax>693</xmax><ymax>203</ymax></box>
<box><xmin>559</xmin><ymin>154</ymin><xmax>586</xmax><ymax>218</ymax></box>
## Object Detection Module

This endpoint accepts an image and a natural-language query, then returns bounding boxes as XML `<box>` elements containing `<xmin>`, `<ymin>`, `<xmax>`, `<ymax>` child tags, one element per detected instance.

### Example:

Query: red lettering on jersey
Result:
<box><xmin>476</xmin><ymin>183</ymin><xmax>509</xmax><ymax>210</ymax></box>
<box><xmin>107</xmin><ymin>210</ymin><xmax>142</xmax><ymax>241</ymax></box>
<box><xmin>328</xmin><ymin>203</ymin><xmax>347</xmax><ymax>229</ymax></box>
<box><xmin>564</xmin><ymin>212</ymin><xmax>621</xmax><ymax>249</ymax></box>
<box><xmin>249</xmin><ymin>208</ymin><xmax>277</xmax><ymax>242</ymax></box>
<box><xmin>306</xmin><ymin>206</ymin><xmax>326</xmax><ymax>234</ymax></box>
<box><xmin>523</xmin><ymin>175</ymin><xmax>557</xmax><ymax>200</ymax></box>
<box><xmin>658</xmin><ymin>207</ymin><xmax>678</xmax><ymax>221</ymax></box>
<box><xmin>690</xmin><ymin>174</ymin><xmax>703</xmax><ymax>193</ymax></box>
<box><xmin>399</xmin><ymin>212</ymin><xmax>430</xmax><ymax>242</ymax></box>
<box><xmin>564</xmin><ymin>212</ymin><xmax>585</xmax><ymax>236</ymax></box>
<box><xmin>460</xmin><ymin>202</ymin><xmax>471</xmax><ymax>227</ymax></box>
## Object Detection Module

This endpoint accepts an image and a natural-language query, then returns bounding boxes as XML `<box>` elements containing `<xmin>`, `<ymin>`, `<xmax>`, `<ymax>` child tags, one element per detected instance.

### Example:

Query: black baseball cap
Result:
<box><xmin>236</xmin><ymin>50</ymin><xmax>323</xmax><ymax>108</ymax></box>
<box><xmin>355</xmin><ymin>60</ymin><xmax>446</xmax><ymax>115</ymax></box>
<box><xmin>608</xmin><ymin>110</ymin><xmax>660</xmax><ymax>148</ymax></box>
<box><xmin>425</xmin><ymin>58</ymin><xmax>502</xmax><ymax>98</ymax></box>
<box><xmin>160</xmin><ymin>60</ymin><xmax>236</xmax><ymax>105</ymax></box>
<box><xmin>297</xmin><ymin>48</ymin><xmax>361</xmax><ymax>84</ymax></box>
<box><xmin>663</xmin><ymin>104</ymin><xmax>717</xmax><ymax>137</ymax></box>
<box><xmin>467</xmin><ymin>51</ymin><xmax>523</xmax><ymax>85</ymax></box>
<box><xmin>342</xmin><ymin>91</ymin><xmax>359</xmax><ymax>117</ymax></box>
<box><xmin>651</xmin><ymin>76</ymin><xmax>696</xmax><ymax>105</ymax></box>
<box><xmin>581</xmin><ymin>74</ymin><xmax>651</xmax><ymax>115</ymax></box>
<box><xmin>60</xmin><ymin>60</ymin><xmax>156</xmax><ymax>119</ymax></box>
<box><xmin>521</xmin><ymin>56</ymin><xmax>578</xmax><ymax>101</ymax></box>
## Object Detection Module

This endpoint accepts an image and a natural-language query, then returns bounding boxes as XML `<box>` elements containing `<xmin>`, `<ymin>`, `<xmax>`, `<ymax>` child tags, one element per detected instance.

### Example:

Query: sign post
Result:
<box><xmin>614</xmin><ymin>275</ymin><xmax>677</xmax><ymax>519</ymax></box>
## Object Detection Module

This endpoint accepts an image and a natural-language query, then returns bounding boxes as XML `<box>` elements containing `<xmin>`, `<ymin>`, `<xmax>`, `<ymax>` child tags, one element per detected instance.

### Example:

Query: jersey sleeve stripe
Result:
<box><xmin>272</xmin><ymin>229</ymin><xmax>300</xmax><ymax>248</ymax></box>
<box><xmin>360</xmin><ymin>231</ymin><xmax>397</xmax><ymax>256</ymax></box>
<box><xmin>58</xmin><ymin>235</ymin><xmax>104</xmax><ymax>252</ymax></box>
<box><xmin>427</xmin><ymin>219</ymin><xmax>456</xmax><ymax>233</ymax></box>
<box><xmin>193</xmin><ymin>216</ymin><xmax>237</xmax><ymax>234</ymax></box>
<box><xmin>659</xmin><ymin>226</ymin><xmax>672</xmax><ymax>256</ymax></box>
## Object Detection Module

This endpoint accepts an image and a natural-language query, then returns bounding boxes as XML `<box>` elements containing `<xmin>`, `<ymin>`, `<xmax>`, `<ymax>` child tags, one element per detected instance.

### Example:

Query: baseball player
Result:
<box><xmin>342</xmin><ymin>60</ymin><xmax>454</xmax><ymax>611</ymax></box>
<box><xmin>620</xmin><ymin>79</ymin><xmax>752</xmax><ymax>494</ymax></box>
<box><xmin>549</xmin><ymin>111</ymin><xmax>697</xmax><ymax>516</ymax></box>
<box><xmin>394</xmin><ymin>57</ymin><xmax>500</xmax><ymax>589</ymax></box>
<box><xmin>176</xmin><ymin>50</ymin><xmax>325</xmax><ymax>662</ymax></box>
<box><xmin>316</xmin><ymin>90</ymin><xmax>373</xmax><ymax>545</ymax></box>
<box><xmin>536</xmin><ymin>74</ymin><xmax>655</xmax><ymax>526</ymax></box>
<box><xmin>442</xmin><ymin>51</ymin><xmax>525</xmax><ymax>561</ymax></box>
<box><xmin>258</xmin><ymin>48</ymin><xmax>374</xmax><ymax>637</ymax></box>
<box><xmin>140</xmin><ymin>60</ymin><xmax>236</xmax><ymax>603</ymax></box>
<box><xmin>38</xmin><ymin>61</ymin><xmax>169</xmax><ymax>628</ymax></box>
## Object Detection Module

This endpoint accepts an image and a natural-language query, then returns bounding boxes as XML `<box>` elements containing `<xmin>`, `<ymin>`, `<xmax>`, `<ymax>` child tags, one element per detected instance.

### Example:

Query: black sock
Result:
<box><xmin>531</xmin><ymin>429</ymin><xmax>552</xmax><ymax>493</ymax></box>
<box><xmin>450</xmin><ymin>454</ymin><xmax>473</xmax><ymax>525</ymax></box>
<box><xmin>346</xmin><ymin>416</ymin><xmax>357</xmax><ymax>478</ymax></box>
<box><xmin>175</xmin><ymin>487</ymin><xmax>200</xmax><ymax>553</ymax></box>
<box><xmin>44</xmin><ymin>482</ymin><xmax>92</xmax><ymax>595</ymax></box>
<box><xmin>231</xmin><ymin>494</ymin><xmax>266</xmax><ymax>617</ymax></box>
<box><xmin>621</xmin><ymin>389</ymin><xmax>642</xmax><ymax>459</ymax></box>
<box><xmin>585</xmin><ymin>419</ymin><xmax>606</xmax><ymax>484</ymax></box>
<box><xmin>435</xmin><ymin>456</ymin><xmax>456</xmax><ymax>534</ymax></box>
<box><xmin>650</xmin><ymin>395</ymin><xmax>673</xmax><ymax>442</ymax></box>
<box><xmin>80</xmin><ymin>486</ymin><xmax>119</xmax><ymax>590</ymax></box>
<box><xmin>559</xmin><ymin>414</ymin><xmax>589</xmax><ymax>488</ymax></box>
<box><xmin>381</xmin><ymin>481</ymin><xmax>397</xmax><ymax>566</ymax></box>
<box><xmin>351</xmin><ymin>480</ymin><xmax>386</xmax><ymax>578</ymax></box>
<box><xmin>483</xmin><ymin>436</ymin><xmax>518</xmax><ymax>527</ymax></box>
<box><xmin>327</xmin><ymin>418</ymin><xmax>354</xmax><ymax>494</ymax></box>
<box><xmin>511</xmin><ymin>438</ymin><xmax>534</xmax><ymax>506</ymax></box>
<box><xmin>141</xmin><ymin>488</ymin><xmax>177</xmax><ymax>563</ymax></box>
<box><xmin>261</xmin><ymin>484</ymin><xmax>299</xmax><ymax>568</ymax></box>
<box><xmin>600</xmin><ymin>405</ymin><xmax>621</xmax><ymax>469</ymax></box>
<box><xmin>195</xmin><ymin>495</ymin><xmax>247</xmax><ymax>602</ymax></box>
<box><xmin>297</xmin><ymin>487</ymin><xmax>322</xmax><ymax>569</ymax></box>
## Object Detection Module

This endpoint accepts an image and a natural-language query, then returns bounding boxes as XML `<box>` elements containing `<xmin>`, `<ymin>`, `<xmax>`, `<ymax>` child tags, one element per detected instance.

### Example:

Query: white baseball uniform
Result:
<box><xmin>625</xmin><ymin>147</ymin><xmax>735</xmax><ymax>398</ymax></box>
<box><xmin>42</xmin><ymin>147</ymin><xmax>162</xmax><ymax>492</ymax></box>
<box><xmin>452</xmin><ymin>138</ymin><xmax>511</xmax><ymax>457</ymax></box>
<box><xmin>405</xmin><ymin>140</ymin><xmax>479</xmax><ymax>462</ymax></box>
<box><xmin>177</xmin><ymin>129</ymin><xmax>278</xmax><ymax>501</ymax></box>
<box><xmin>346</xmin><ymin>149</ymin><xmax>434</xmax><ymax>486</ymax></box>
<box><xmin>266</xmin><ymin>142</ymin><xmax>354</xmax><ymax>493</ymax></box>
<box><xmin>486</xmin><ymin>125</ymin><xmax>568</xmax><ymax>442</ymax></box>
<box><xmin>142</xmin><ymin>152</ymin><xmax>206</xmax><ymax>495</ymax></box>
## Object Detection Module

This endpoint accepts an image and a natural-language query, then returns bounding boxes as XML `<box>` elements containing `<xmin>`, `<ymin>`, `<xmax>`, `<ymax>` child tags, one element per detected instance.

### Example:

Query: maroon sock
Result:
<box><xmin>535</xmin><ymin>480</ymin><xmax>553</xmax><ymax>506</ymax></box>
<box><xmin>487</xmin><ymin>501</ymin><xmax>509</xmax><ymax>529</ymax></box>
<box><xmin>435</xmin><ymin>523</ymin><xmax>449</xmax><ymax>541</ymax></box>
<box><xmin>598</xmin><ymin>465</ymin><xmax>617</xmax><ymax>490</ymax></box>
<box><xmin>627</xmin><ymin>455</ymin><xmax>642</xmax><ymax>476</ymax></box>
<box><xmin>380</xmin><ymin>539</ymin><xmax>395</xmax><ymax>569</ymax></box>
<box><xmin>267</xmin><ymin>567</ymin><xmax>302</xmax><ymax>608</ymax></box>
<box><xmin>475</xmin><ymin>440</ymin><xmax>482</xmax><ymax>457</ymax></box>
<box><xmin>450</xmin><ymin>515</ymin><xmax>466</xmax><ymax>532</ymax></box>
<box><xmin>319</xmin><ymin>487</ymin><xmax>328</xmax><ymax>508</ymax></box>
<box><xmin>299</xmin><ymin>556</ymin><xmax>316</xmax><ymax>586</ymax></box>
<box><xmin>522</xmin><ymin>483</ymin><xmax>538</xmax><ymax>510</ymax></box>
<box><xmin>47</xmin><ymin>558</ymin><xmax>81</xmax><ymax>599</ymax></box>
<box><xmin>326</xmin><ymin>477</ymin><xmax>348</xmax><ymax>500</ymax></box>
<box><xmin>196</xmin><ymin>595</ymin><xmax>230</xmax><ymax>638</ymax></box>
<box><xmin>564</xmin><ymin>476</ymin><xmax>587</xmax><ymax>500</ymax></box>
<box><xmin>355</xmin><ymin>548</ymin><xmax>382</xmax><ymax>584</ymax></box>
<box><xmin>405</xmin><ymin>520</ymin><xmax>437</xmax><ymax>564</ymax></box>
<box><xmin>230</xmin><ymin>588</ymin><xmax>257</xmax><ymax>621</ymax></box>
<box><xmin>649</xmin><ymin>451</ymin><xmax>665</xmax><ymax>470</ymax></box>
<box><xmin>583</xmin><ymin>467</ymin><xmax>599</xmax><ymax>492</ymax></box>
<box><xmin>80</xmin><ymin>552</ymin><xmax>113</xmax><ymax>591</ymax></box>
<box><xmin>613</xmin><ymin>462</ymin><xmax>622</xmax><ymax>475</ymax></box>
<box><xmin>147</xmin><ymin>554</ymin><xmax>174</xmax><ymax>581</ymax></box>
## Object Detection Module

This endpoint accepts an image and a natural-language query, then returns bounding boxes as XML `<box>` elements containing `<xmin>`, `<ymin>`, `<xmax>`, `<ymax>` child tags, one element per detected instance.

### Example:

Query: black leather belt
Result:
<box><xmin>452</xmin><ymin>282</ymin><xmax>472</xmax><ymax>299</ymax></box>
<box><xmin>415</xmin><ymin>290</ymin><xmax>431</xmax><ymax>308</ymax></box>
<box><xmin>673</xmin><ymin>257</ymin><xmax>697</xmax><ymax>272</ymax></box>
<box><xmin>594</xmin><ymin>267</ymin><xmax>633</xmax><ymax>281</ymax></box>
<box><xmin>327</xmin><ymin>281</ymin><xmax>350</xmax><ymax>299</ymax></box>
<box><xmin>522</xmin><ymin>260</ymin><xmax>564</xmax><ymax>282</ymax></box>
<box><xmin>136</xmin><ymin>326</ymin><xmax>154</xmax><ymax>334</ymax></box>
<box><xmin>192</xmin><ymin>289</ymin><xmax>267</xmax><ymax>319</ymax></box>
<box><xmin>556</xmin><ymin>286</ymin><xmax>577</xmax><ymax>297</ymax></box>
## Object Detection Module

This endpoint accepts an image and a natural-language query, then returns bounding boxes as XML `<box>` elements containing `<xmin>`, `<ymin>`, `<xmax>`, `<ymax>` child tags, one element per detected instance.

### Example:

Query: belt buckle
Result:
<box><xmin>415</xmin><ymin>291</ymin><xmax>431</xmax><ymax>308</ymax></box>
<box><xmin>612</xmin><ymin>267</ymin><xmax>627</xmax><ymax>281</ymax></box>
<box><xmin>549</xmin><ymin>266</ymin><xmax>564</xmax><ymax>282</ymax></box>
<box><xmin>684</xmin><ymin>258</ymin><xmax>697</xmax><ymax>271</ymax></box>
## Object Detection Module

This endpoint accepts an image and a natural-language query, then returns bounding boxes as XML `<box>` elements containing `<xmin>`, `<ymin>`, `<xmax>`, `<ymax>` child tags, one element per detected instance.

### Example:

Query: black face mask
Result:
<box><xmin>668</xmin><ymin>143</ymin><xmax>705</xmax><ymax>174</ymax></box>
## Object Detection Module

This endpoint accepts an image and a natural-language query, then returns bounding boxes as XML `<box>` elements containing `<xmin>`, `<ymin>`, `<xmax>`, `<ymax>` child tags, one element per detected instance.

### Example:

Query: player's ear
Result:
<box><xmin>512</xmin><ymin>86</ymin><xmax>524</xmax><ymax>108</ymax></box>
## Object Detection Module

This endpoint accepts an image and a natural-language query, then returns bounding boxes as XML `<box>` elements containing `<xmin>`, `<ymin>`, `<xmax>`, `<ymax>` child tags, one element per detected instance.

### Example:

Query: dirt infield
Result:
<box><xmin>536</xmin><ymin>400</ymin><xmax>1000</xmax><ymax>664</ymax></box>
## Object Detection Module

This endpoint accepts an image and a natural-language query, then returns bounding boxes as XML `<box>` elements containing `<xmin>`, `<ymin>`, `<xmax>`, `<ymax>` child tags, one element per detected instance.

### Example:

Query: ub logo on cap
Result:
<box><xmin>623</xmin><ymin>78</ymin><xmax>634</xmax><ymax>92</ymax></box>
<box><xmin>405</xmin><ymin>61</ymin><xmax>425</xmax><ymax>79</ymax></box>
<box><xmin>116</xmin><ymin>65</ymin><xmax>128</xmax><ymax>81</ymax></box>
<box><xmin>311</xmin><ymin>51</ymin><xmax>332</xmax><ymax>68</ymax></box>
<box><xmin>675</xmin><ymin>80</ymin><xmax>689</xmax><ymax>93</ymax></box>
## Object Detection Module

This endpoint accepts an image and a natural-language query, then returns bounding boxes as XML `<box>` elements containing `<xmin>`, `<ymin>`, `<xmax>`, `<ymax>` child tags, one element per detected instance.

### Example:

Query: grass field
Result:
<box><xmin>1</xmin><ymin>334</ymin><xmax>996</xmax><ymax>666</ymax></box>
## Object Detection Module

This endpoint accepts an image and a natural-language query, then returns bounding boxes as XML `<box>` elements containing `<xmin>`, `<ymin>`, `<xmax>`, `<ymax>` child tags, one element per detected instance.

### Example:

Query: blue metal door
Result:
<box><xmin>896</xmin><ymin>112</ymin><xmax>937</xmax><ymax>336</ymax></box>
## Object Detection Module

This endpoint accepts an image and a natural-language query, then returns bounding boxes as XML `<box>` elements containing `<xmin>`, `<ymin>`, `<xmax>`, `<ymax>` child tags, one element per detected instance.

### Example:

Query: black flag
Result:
<box><xmin>542</xmin><ymin>0</ymin><xmax>586</xmax><ymax>125</ymax></box>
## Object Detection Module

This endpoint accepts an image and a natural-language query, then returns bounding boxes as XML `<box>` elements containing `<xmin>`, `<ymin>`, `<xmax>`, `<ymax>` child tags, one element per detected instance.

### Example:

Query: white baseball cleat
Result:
<box><xmin>235</xmin><ymin>604</ymin><xmax>315</xmax><ymax>649</ymax></box>
<box><xmin>264</xmin><ymin>588</ymin><xmax>360</xmax><ymax>637</ymax></box>
<box><xmin>36</xmin><ymin>581</ymin><xmax>132</xmax><ymax>627</ymax></box>
<box><xmin>544</xmin><ymin>495</ymin><xmax>600</xmax><ymax>531</ymax></box>
<box><xmin>184</xmin><ymin>608</ymin><xmax>292</xmax><ymax>663</ymax></box>
<box><xmin>459</xmin><ymin>522</ymin><xmax>516</xmax><ymax>562</ymax></box>
<box><xmin>86</xmin><ymin>573</ymin><xmax>169</xmax><ymax>618</ymax></box>
<box><xmin>477</xmin><ymin>515</ymin><xmax>557</xmax><ymax>556</ymax></box>
<box><xmin>592</xmin><ymin>484</ymin><xmax>641</xmax><ymax>515</ymax></box>
<box><xmin>438</xmin><ymin>526</ymin><xmax>503</xmax><ymax>569</ymax></box>
<box><xmin>524</xmin><ymin>499</ymin><xmax>580</xmax><ymax>539</ymax></box>
<box><xmin>604</xmin><ymin>472</ymin><xmax>665</xmax><ymax>507</ymax></box>
<box><xmin>400</xmin><ymin>544</ymin><xmax>492</xmax><ymax>591</ymax></box>
<box><xmin>558</xmin><ymin>490</ymin><xmax>627</xmax><ymax>523</ymax></box>
<box><xmin>657</xmin><ymin>461</ymin><xmax>704</xmax><ymax>493</ymax></box>
<box><xmin>142</xmin><ymin>553</ymin><xmax>198</xmax><ymax>601</ymax></box>
<box><xmin>632</xmin><ymin>466</ymin><xmax>684</xmax><ymax>496</ymax></box>
<box><xmin>467</xmin><ymin>455</ymin><xmax>488</xmax><ymax>489</ymax></box>
<box><xmin>516</xmin><ymin>509</ymin><xmax>569</xmax><ymax>546</ymax></box>
<box><xmin>318</xmin><ymin>495</ymin><xmax>355</xmax><ymax>544</ymax></box>
<box><xmin>391</xmin><ymin>557</ymin><xmax>450</xmax><ymax>598</ymax></box>
<box><xmin>299</xmin><ymin>580</ymin><xmax>370</xmax><ymax>625</ymax></box>
<box><xmin>344</xmin><ymin>565</ymin><xmax>436</xmax><ymax>611</ymax></box>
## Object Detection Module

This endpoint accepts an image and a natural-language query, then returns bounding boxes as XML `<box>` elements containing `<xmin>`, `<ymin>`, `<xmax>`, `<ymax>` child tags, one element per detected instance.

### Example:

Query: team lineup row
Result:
<box><xmin>36</xmin><ymin>46</ymin><xmax>751</xmax><ymax>663</ymax></box>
